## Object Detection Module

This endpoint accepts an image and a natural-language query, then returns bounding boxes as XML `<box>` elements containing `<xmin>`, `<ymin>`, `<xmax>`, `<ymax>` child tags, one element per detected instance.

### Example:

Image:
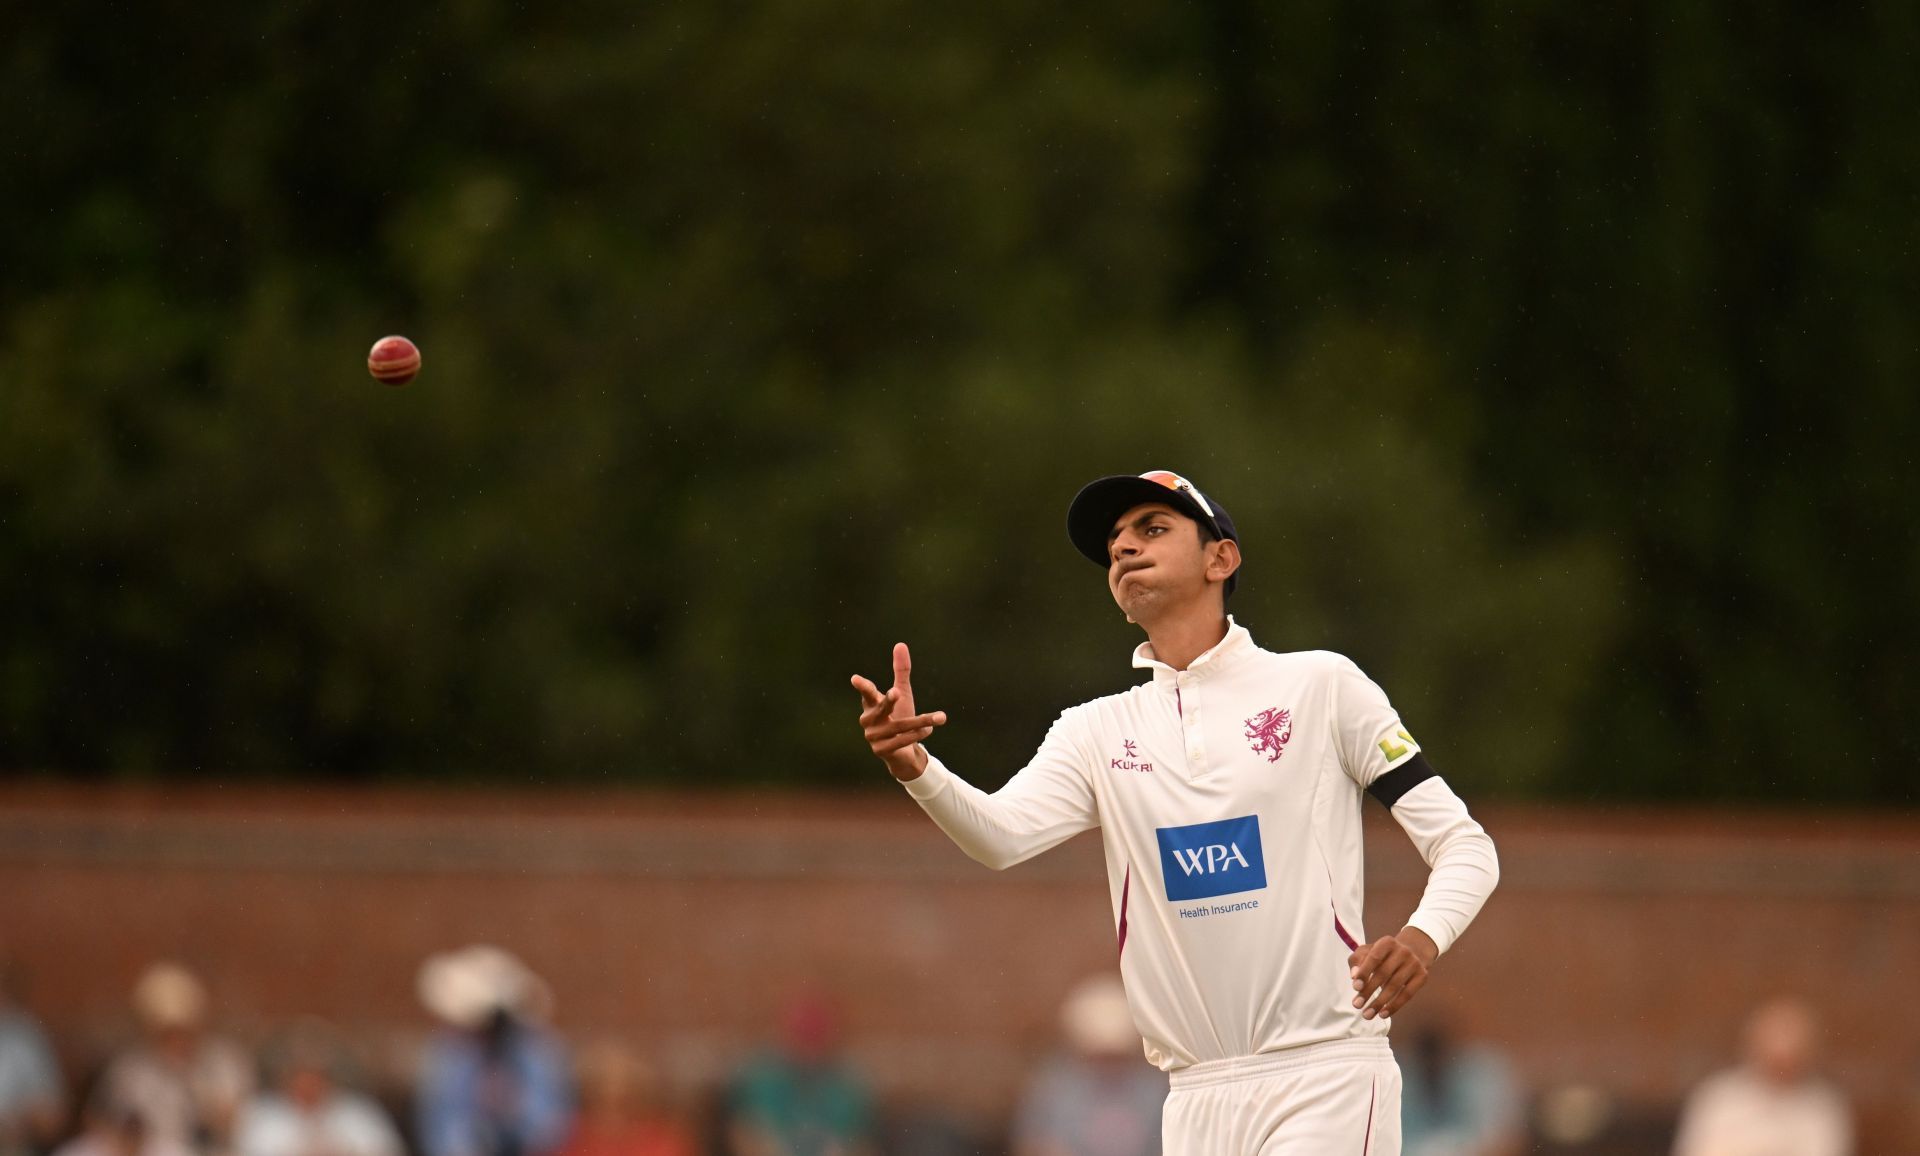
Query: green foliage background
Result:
<box><xmin>2</xmin><ymin>2</ymin><xmax>1913</xmax><ymax>802</ymax></box>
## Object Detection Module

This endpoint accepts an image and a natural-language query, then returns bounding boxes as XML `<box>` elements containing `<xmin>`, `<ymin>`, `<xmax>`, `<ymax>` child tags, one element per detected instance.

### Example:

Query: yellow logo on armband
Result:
<box><xmin>1378</xmin><ymin>728</ymin><xmax>1416</xmax><ymax>762</ymax></box>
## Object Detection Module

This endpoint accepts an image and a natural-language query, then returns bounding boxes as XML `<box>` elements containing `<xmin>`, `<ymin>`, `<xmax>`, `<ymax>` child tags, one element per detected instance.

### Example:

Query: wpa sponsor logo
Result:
<box><xmin>1155</xmin><ymin>815</ymin><xmax>1267</xmax><ymax>902</ymax></box>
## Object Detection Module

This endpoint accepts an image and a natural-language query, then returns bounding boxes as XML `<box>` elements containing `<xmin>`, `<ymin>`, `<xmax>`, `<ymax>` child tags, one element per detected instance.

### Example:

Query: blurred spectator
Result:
<box><xmin>1671</xmin><ymin>997</ymin><xmax>1852</xmax><ymax>1156</ymax></box>
<box><xmin>1399</xmin><ymin>1023</ymin><xmax>1523</xmax><ymax>1156</ymax></box>
<box><xmin>0</xmin><ymin>962</ymin><xmax>67</xmax><ymax>1156</ymax></box>
<box><xmin>1010</xmin><ymin>974</ymin><xmax>1164</xmax><ymax>1156</ymax></box>
<box><xmin>97</xmin><ymin>963</ymin><xmax>255</xmax><ymax>1156</ymax></box>
<box><xmin>234</xmin><ymin>1021</ymin><xmax>402</xmax><ymax>1156</ymax></box>
<box><xmin>723</xmin><ymin>993</ymin><xmax>874</xmax><ymax>1156</ymax></box>
<box><xmin>50</xmin><ymin>1099</ymin><xmax>186</xmax><ymax>1156</ymax></box>
<box><xmin>415</xmin><ymin>946</ymin><xmax>572</xmax><ymax>1156</ymax></box>
<box><xmin>555</xmin><ymin>1042</ymin><xmax>692</xmax><ymax>1156</ymax></box>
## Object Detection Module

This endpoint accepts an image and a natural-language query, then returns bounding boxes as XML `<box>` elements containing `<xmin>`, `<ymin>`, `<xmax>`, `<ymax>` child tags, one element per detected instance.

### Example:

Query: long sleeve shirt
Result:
<box><xmin>901</xmin><ymin>619</ymin><xmax>1499</xmax><ymax>1071</ymax></box>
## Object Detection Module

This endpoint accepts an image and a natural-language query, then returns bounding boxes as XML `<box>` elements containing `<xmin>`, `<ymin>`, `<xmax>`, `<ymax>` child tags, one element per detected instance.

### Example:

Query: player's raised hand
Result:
<box><xmin>1348</xmin><ymin>926</ymin><xmax>1439</xmax><ymax>1021</ymax></box>
<box><xmin>851</xmin><ymin>642</ymin><xmax>947</xmax><ymax>782</ymax></box>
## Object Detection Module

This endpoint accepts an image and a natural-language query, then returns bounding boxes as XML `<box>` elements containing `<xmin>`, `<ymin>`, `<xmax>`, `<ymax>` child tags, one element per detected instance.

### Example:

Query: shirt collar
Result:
<box><xmin>1130</xmin><ymin>616</ymin><xmax>1253</xmax><ymax>683</ymax></box>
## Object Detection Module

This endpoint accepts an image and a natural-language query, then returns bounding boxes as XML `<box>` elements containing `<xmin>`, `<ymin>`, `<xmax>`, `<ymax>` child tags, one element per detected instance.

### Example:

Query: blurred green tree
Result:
<box><xmin>0</xmin><ymin>1</ymin><xmax>1910</xmax><ymax>802</ymax></box>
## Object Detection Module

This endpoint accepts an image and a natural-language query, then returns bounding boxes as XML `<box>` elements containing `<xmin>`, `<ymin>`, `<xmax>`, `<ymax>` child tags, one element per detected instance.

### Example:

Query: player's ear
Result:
<box><xmin>1208</xmin><ymin>538</ymin><xmax>1241</xmax><ymax>584</ymax></box>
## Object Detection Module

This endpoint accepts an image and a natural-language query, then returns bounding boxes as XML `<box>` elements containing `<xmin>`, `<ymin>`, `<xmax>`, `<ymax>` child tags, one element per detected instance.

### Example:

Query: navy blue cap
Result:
<box><xmin>1066</xmin><ymin>470</ymin><xmax>1239</xmax><ymax>596</ymax></box>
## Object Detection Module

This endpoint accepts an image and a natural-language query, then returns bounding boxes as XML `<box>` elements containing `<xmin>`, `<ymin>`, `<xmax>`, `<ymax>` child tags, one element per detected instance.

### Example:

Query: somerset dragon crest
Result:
<box><xmin>1243</xmin><ymin>707</ymin><xmax>1293</xmax><ymax>763</ymax></box>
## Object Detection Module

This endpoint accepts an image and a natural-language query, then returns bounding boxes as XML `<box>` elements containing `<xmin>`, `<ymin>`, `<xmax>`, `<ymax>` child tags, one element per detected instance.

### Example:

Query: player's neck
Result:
<box><xmin>1140</xmin><ymin>608</ymin><xmax>1230</xmax><ymax>671</ymax></box>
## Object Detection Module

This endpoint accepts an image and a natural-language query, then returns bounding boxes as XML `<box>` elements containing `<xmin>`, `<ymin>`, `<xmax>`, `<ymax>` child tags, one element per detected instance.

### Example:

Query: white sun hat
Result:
<box><xmin>417</xmin><ymin>945</ymin><xmax>552</xmax><ymax>1029</ymax></box>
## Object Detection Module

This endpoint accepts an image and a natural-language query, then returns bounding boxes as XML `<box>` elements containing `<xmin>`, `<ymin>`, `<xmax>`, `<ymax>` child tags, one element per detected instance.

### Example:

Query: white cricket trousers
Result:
<box><xmin>1162</xmin><ymin>1037</ymin><xmax>1402</xmax><ymax>1156</ymax></box>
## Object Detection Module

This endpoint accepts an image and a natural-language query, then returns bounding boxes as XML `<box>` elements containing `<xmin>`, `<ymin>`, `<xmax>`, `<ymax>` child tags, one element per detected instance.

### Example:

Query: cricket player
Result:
<box><xmin>851</xmin><ymin>470</ymin><xmax>1500</xmax><ymax>1155</ymax></box>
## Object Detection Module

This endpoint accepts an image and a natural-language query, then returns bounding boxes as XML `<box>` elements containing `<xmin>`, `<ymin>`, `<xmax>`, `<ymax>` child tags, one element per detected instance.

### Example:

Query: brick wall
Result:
<box><xmin>2</xmin><ymin>786</ymin><xmax>1915</xmax><ymax>1151</ymax></box>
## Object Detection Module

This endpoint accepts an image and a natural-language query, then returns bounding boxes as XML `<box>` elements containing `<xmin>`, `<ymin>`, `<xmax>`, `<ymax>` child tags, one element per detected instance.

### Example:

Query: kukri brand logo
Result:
<box><xmin>1110</xmin><ymin>738</ymin><xmax>1153</xmax><ymax>773</ymax></box>
<box><xmin>1155</xmin><ymin>815</ymin><xmax>1267</xmax><ymax>901</ymax></box>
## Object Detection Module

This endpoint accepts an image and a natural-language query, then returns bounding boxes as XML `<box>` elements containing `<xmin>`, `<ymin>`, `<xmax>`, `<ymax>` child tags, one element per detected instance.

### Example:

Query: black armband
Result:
<box><xmin>1367</xmin><ymin>751</ymin><xmax>1438</xmax><ymax>808</ymax></box>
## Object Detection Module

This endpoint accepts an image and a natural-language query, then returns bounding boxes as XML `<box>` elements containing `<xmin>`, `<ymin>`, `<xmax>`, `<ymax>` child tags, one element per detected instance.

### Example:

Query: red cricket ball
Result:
<box><xmin>368</xmin><ymin>335</ymin><xmax>421</xmax><ymax>385</ymax></box>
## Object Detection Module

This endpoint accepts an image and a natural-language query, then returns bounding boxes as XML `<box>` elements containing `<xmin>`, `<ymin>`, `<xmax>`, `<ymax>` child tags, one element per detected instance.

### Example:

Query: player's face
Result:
<box><xmin>1106</xmin><ymin>502</ymin><xmax>1213</xmax><ymax>621</ymax></box>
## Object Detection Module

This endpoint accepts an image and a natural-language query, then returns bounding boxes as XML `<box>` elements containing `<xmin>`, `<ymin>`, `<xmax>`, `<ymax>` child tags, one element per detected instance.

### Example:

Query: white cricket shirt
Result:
<box><xmin>902</xmin><ymin>619</ymin><xmax>1499</xmax><ymax>1071</ymax></box>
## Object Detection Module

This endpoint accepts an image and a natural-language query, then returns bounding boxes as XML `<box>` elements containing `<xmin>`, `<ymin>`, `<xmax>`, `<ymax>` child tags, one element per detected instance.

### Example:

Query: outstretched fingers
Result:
<box><xmin>851</xmin><ymin>673</ymin><xmax>886</xmax><ymax>708</ymax></box>
<box><xmin>892</xmin><ymin>642</ymin><xmax>912</xmax><ymax>692</ymax></box>
<box><xmin>866</xmin><ymin>709</ymin><xmax>947</xmax><ymax>747</ymax></box>
<box><xmin>854</xmin><ymin>648</ymin><xmax>944</xmax><ymax>776</ymax></box>
<box><xmin>852</xmin><ymin>678</ymin><xmax>897</xmax><ymax>726</ymax></box>
<box><xmin>870</xmin><ymin>723</ymin><xmax>941</xmax><ymax>755</ymax></box>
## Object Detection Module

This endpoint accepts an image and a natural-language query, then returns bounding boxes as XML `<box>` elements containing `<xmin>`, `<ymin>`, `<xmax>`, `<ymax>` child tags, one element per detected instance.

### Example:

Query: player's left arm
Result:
<box><xmin>1348</xmin><ymin>762</ymin><xmax>1500</xmax><ymax>1019</ymax></box>
<box><xmin>1328</xmin><ymin>656</ymin><xmax>1500</xmax><ymax>1021</ymax></box>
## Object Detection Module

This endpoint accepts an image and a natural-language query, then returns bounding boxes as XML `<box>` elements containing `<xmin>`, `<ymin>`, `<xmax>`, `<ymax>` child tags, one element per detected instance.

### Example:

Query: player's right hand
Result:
<box><xmin>851</xmin><ymin>642</ymin><xmax>947</xmax><ymax>782</ymax></box>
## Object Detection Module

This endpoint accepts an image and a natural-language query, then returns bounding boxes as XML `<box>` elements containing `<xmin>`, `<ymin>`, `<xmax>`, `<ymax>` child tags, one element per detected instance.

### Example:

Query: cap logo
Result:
<box><xmin>1139</xmin><ymin>470</ymin><xmax>1215</xmax><ymax>519</ymax></box>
